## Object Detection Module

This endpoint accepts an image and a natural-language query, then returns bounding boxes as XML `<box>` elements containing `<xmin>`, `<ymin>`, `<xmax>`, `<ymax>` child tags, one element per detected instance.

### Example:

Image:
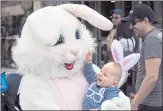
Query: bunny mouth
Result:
<box><xmin>64</xmin><ymin>62</ymin><xmax>75</xmax><ymax>70</ymax></box>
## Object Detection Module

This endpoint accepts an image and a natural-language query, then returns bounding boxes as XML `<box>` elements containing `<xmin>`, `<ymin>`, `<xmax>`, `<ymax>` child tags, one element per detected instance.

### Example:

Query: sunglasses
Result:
<box><xmin>131</xmin><ymin>19</ymin><xmax>143</xmax><ymax>25</ymax></box>
<box><xmin>110</xmin><ymin>16</ymin><xmax>121</xmax><ymax>19</ymax></box>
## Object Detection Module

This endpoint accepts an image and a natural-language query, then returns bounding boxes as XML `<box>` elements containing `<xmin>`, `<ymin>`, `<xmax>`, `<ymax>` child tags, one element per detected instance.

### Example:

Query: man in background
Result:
<box><xmin>123</xmin><ymin>4</ymin><xmax>162</xmax><ymax>110</ymax></box>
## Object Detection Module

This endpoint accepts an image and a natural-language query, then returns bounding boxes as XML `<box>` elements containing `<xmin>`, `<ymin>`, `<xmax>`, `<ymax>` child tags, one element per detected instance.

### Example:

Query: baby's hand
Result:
<box><xmin>85</xmin><ymin>52</ymin><xmax>93</xmax><ymax>63</ymax></box>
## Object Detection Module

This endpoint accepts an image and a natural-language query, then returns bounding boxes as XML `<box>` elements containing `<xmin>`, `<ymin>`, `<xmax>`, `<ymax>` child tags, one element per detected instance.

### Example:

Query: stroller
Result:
<box><xmin>1</xmin><ymin>72</ymin><xmax>22</xmax><ymax>111</ymax></box>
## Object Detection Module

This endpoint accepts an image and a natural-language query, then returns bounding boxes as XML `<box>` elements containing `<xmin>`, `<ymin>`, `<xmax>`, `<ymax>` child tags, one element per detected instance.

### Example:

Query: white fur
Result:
<box><xmin>101</xmin><ymin>100</ymin><xmax>121</xmax><ymax>110</ymax></box>
<box><xmin>60</xmin><ymin>4</ymin><xmax>113</xmax><ymax>31</ymax></box>
<box><xmin>18</xmin><ymin>75</ymin><xmax>61</xmax><ymax>110</ymax></box>
<box><xmin>12</xmin><ymin>4</ymin><xmax>114</xmax><ymax>110</ymax></box>
<box><xmin>101</xmin><ymin>91</ymin><xmax>131</xmax><ymax>110</ymax></box>
<box><xmin>12</xmin><ymin>6</ymin><xmax>97</xmax><ymax>79</ymax></box>
<box><xmin>12</xmin><ymin>4</ymin><xmax>113</xmax><ymax>79</ymax></box>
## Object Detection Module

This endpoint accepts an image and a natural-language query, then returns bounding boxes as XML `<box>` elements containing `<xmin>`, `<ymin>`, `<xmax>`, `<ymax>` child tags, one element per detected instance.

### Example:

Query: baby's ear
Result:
<box><xmin>111</xmin><ymin>40</ymin><xmax>124</xmax><ymax>63</ymax></box>
<box><xmin>122</xmin><ymin>53</ymin><xmax>140</xmax><ymax>71</ymax></box>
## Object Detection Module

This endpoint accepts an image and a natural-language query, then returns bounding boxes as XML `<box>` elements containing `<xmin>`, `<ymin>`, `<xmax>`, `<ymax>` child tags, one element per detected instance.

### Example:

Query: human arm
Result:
<box><xmin>84</xmin><ymin>52</ymin><xmax>97</xmax><ymax>84</ymax></box>
<box><xmin>131</xmin><ymin>37</ymin><xmax>162</xmax><ymax>109</ymax></box>
<box><xmin>107</xmin><ymin>29</ymin><xmax>116</xmax><ymax>51</ymax></box>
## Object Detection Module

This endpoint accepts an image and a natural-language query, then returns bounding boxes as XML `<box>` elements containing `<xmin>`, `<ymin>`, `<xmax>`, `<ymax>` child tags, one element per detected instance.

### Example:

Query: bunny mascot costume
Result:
<box><xmin>12</xmin><ymin>4</ymin><xmax>139</xmax><ymax>110</ymax></box>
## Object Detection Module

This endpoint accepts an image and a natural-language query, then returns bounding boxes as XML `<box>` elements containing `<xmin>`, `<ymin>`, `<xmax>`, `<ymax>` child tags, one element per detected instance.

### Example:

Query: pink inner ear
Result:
<box><xmin>113</xmin><ymin>48</ymin><xmax>119</xmax><ymax>61</ymax></box>
<box><xmin>123</xmin><ymin>58</ymin><xmax>130</xmax><ymax>66</ymax></box>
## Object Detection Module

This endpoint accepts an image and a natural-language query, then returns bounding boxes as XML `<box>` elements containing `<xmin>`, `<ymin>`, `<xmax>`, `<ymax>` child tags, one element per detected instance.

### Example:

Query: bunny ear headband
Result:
<box><xmin>111</xmin><ymin>40</ymin><xmax>140</xmax><ymax>88</ymax></box>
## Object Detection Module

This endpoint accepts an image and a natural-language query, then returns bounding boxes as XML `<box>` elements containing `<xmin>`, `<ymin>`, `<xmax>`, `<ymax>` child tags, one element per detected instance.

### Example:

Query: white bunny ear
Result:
<box><xmin>111</xmin><ymin>40</ymin><xmax>124</xmax><ymax>64</ymax></box>
<box><xmin>118</xmin><ymin>53</ymin><xmax>140</xmax><ymax>88</ymax></box>
<box><xmin>59</xmin><ymin>3</ymin><xmax>113</xmax><ymax>31</ymax></box>
<box><xmin>122</xmin><ymin>53</ymin><xmax>140</xmax><ymax>72</ymax></box>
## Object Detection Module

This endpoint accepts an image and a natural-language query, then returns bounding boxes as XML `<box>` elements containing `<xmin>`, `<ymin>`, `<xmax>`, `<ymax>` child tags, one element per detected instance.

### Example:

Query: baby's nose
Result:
<box><xmin>97</xmin><ymin>72</ymin><xmax>102</xmax><ymax>76</ymax></box>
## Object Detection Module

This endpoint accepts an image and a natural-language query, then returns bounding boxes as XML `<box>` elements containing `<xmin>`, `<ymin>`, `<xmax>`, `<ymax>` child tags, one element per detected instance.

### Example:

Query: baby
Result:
<box><xmin>83</xmin><ymin>52</ymin><xmax>122</xmax><ymax>110</ymax></box>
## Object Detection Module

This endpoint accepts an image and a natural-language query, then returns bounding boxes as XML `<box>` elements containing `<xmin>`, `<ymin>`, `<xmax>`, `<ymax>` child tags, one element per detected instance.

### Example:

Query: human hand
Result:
<box><xmin>131</xmin><ymin>101</ymin><xmax>138</xmax><ymax>111</ymax></box>
<box><xmin>85</xmin><ymin>51</ymin><xmax>93</xmax><ymax>63</ymax></box>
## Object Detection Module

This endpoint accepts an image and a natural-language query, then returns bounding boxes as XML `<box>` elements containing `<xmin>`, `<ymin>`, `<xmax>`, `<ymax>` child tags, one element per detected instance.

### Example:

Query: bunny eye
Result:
<box><xmin>75</xmin><ymin>29</ymin><xmax>80</xmax><ymax>40</ymax></box>
<box><xmin>53</xmin><ymin>35</ymin><xmax>64</xmax><ymax>46</ymax></box>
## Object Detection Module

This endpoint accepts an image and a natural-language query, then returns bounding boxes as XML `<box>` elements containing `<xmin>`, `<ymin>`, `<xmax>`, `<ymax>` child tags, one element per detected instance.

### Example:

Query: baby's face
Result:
<box><xmin>97</xmin><ymin>62</ymin><xmax>120</xmax><ymax>87</ymax></box>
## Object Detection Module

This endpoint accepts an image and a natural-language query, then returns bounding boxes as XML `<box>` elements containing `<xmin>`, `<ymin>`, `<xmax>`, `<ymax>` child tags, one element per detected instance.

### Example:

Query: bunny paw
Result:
<box><xmin>101</xmin><ymin>100</ymin><xmax>121</xmax><ymax>110</ymax></box>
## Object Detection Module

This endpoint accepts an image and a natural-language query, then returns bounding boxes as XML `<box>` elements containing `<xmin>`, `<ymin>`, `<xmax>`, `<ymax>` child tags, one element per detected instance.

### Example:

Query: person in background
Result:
<box><xmin>111</xmin><ymin>9</ymin><xmax>124</xmax><ymax>27</ymax></box>
<box><xmin>107</xmin><ymin>21</ymin><xmax>137</xmax><ymax>61</ymax></box>
<box><xmin>116</xmin><ymin>22</ymin><xmax>136</xmax><ymax>55</ymax></box>
<box><xmin>106</xmin><ymin>9</ymin><xmax>124</xmax><ymax>62</ymax></box>
<box><xmin>123</xmin><ymin>4</ymin><xmax>162</xmax><ymax>110</ymax></box>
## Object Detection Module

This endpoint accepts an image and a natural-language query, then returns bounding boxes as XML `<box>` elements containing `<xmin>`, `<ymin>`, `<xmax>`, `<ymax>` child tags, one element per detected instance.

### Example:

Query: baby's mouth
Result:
<box><xmin>64</xmin><ymin>61</ymin><xmax>75</xmax><ymax>70</ymax></box>
<box><xmin>97</xmin><ymin>77</ymin><xmax>102</xmax><ymax>82</ymax></box>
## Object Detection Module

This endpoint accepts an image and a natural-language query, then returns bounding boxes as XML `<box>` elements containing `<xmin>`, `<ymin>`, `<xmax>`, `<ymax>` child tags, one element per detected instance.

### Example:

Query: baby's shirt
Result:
<box><xmin>83</xmin><ymin>63</ymin><xmax>120</xmax><ymax>110</ymax></box>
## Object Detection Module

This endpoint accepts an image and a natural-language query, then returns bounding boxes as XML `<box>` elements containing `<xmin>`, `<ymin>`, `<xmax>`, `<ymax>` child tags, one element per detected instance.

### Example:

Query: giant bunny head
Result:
<box><xmin>12</xmin><ymin>4</ymin><xmax>113</xmax><ymax>79</ymax></box>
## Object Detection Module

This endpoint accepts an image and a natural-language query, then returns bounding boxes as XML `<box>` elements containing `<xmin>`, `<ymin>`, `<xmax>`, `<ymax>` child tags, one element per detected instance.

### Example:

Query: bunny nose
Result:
<box><xmin>70</xmin><ymin>49</ymin><xmax>79</xmax><ymax>56</ymax></box>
